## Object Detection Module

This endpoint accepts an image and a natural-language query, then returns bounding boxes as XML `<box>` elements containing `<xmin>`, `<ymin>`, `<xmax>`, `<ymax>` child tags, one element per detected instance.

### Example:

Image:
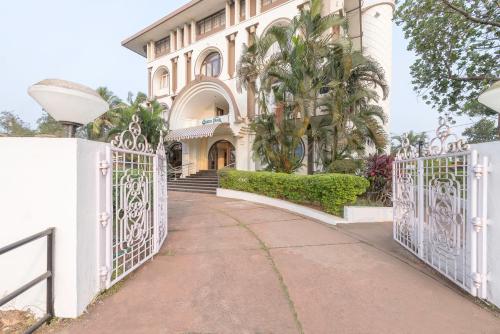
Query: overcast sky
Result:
<box><xmin>0</xmin><ymin>0</ymin><xmax>474</xmax><ymax>137</ymax></box>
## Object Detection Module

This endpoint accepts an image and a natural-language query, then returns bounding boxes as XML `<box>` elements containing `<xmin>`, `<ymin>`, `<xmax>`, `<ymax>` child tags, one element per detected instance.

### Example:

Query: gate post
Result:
<box><xmin>417</xmin><ymin>158</ymin><xmax>424</xmax><ymax>256</ymax></box>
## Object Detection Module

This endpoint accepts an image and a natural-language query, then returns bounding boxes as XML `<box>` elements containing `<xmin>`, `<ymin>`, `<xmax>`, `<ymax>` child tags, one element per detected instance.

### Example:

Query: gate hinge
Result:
<box><xmin>473</xmin><ymin>164</ymin><xmax>485</xmax><ymax>179</ymax></box>
<box><xmin>99</xmin><ymin>212</ymin><xmax>110</xmax><ymax>227</ymax></box>
<box><xmin>471</xmin><ymin>217</ymin><xmax>486</xmax><ymax>232</ymax></box>
<box><xmin>472</xmin><ymin>272</ymin><xmax>484</xmax><ymax>289</ymax></box>
<box><xmin>98</xmin><ymin>160</ymin><xmax>111</xmax><ymax>176</ymax></box>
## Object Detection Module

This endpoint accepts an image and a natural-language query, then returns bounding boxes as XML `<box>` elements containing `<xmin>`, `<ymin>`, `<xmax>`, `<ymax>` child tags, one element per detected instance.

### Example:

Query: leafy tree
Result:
<box><xmin>0</xmin><ymin>111</ymin><xmax>34</xmax><ymax>137</ymax></box>
<box><xmin>462</xmin><ymin>118</ymin><xmax>499</xmax><ymax>144</ymax></box>
<box><xmin>394</xmin><ymin>0</ymin><xmax>499</xmax><ymax>118</ymax></box>
<box><xmin>36</xmin><ymin>112</ymin><xmax>65</xmax><ymax>137</ymax></box>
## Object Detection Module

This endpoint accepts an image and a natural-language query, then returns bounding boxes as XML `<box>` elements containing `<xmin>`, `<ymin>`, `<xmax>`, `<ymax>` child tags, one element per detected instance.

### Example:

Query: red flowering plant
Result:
<box><xmin>364</xmin><ymin>154</ymin><xmax>394</xmax><ymax>206</ymax></box>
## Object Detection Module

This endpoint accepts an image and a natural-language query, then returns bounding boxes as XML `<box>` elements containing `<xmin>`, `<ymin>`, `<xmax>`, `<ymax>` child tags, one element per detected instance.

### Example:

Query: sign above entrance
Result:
<box><xmin>200</xmin><ymin>115</ymin><xmax>229</xmax><ymax>126</ymax></box>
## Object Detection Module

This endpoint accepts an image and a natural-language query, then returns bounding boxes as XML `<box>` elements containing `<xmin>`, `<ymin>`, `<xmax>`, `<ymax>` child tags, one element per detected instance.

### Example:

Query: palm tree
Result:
<box><xmin>238</xmin><ymin>0</ymin><xmax>344</xmax><ymax>173</ymax></box>
<box><xmin>108</xmin><ymin>92</ymin><xmax>166</xmax><ymax>148</ymax></box>
<box><xmin>317</xmin><ymin>49</ymin><xmax>389</xmax><ymax>168</ymax></box>
<box><xmin>391</xmin><ymin>131</ymin><xmax>427</xmax><ymax>154</ymax></box>
<box><xmin>81</xmin><ymin>87</ymin><xmax>124</xmax><ymax>141</ymax></box>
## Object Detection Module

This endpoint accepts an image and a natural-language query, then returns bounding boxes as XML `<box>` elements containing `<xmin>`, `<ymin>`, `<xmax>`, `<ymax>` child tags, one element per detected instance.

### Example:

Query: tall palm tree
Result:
<box><xmin>238</xmin><ymin>0</ymin><xmax>344</xmax><ymax>173</ymax></box>
<box><xmin>317</xmin><ymin>48</ymin><xmax>389</xmax><ymax>168</ymax></box>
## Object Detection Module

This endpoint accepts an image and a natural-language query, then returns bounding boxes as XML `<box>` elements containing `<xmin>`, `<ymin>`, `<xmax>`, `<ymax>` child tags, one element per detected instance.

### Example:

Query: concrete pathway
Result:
<box><xmin>49</xmin><ymin>192</ymin><xmax>500</xmax><ymax>334</ymax></box>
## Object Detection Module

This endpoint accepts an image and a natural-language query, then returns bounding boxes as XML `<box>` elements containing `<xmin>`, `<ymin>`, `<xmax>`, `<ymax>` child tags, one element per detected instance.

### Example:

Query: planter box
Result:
<box><xmin>343</xmin><ymin>206</ymin><xmax>393</xmax><ymax>223</ymax></box>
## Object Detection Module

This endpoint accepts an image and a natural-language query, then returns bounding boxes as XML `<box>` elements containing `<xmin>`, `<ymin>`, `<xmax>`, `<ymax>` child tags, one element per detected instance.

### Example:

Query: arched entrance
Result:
<box><xmin>208</xmin><ymin>140</ymin><xmax>235</xmax><ymax>170</ymax></box>
<box><xmin>167</xmin><ymin>142</ymin><xmax>182</xmax><ymax>168</ymax></box>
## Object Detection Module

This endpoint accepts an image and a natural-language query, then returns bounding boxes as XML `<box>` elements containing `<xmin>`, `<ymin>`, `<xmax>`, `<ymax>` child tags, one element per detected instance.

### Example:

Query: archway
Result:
<box><xmin>167</xmin><ymin>142</ymin><xmax>182</xmax><ymax>168</ymax></box>
<box><xmin>208</xmin><ymin>140</ymin><xmax>236</xmax><ymax>170</ymax></box>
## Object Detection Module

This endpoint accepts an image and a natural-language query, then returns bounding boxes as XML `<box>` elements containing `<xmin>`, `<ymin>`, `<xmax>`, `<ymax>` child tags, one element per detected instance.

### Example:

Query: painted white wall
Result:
<box><xmin>0</xmin><ymin>138</ymin><xmax>106</xmax><ymax>318</ymax></box>
<box><xmin>472</xmin><ymin>141</ymin><xmax>500</xmax><ymax>308</ymax></box>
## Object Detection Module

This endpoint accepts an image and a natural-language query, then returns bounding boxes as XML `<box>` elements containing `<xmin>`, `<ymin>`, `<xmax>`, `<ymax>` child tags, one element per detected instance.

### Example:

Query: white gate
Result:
<box><xmin>99</xmin><ymin>114</ymin><xmax>168</xmax><ymax>288</ymax></box>
<box><xmin>393</xmin><ymin>117</ymin><xmax>489</xmax><ymax>298</ymax></box>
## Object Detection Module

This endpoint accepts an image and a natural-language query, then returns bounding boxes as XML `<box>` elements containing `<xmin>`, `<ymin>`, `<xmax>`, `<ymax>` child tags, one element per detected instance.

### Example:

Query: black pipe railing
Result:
<box><xmin>0</xmin><ymin>228</ymin><xmax>55</xmax><ymax>333</ymax></box>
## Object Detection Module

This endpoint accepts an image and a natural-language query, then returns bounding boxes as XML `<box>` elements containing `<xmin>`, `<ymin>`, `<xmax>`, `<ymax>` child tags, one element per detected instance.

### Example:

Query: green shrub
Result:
<box><xmin>326</xmin><ymin>159</ymin><xmax>365</xmax><ymax>174</ymax></box>
<box><xmin>218</xmin><ymin>170</ymin><xmax>369</xmax><ymax>216</ymax></box>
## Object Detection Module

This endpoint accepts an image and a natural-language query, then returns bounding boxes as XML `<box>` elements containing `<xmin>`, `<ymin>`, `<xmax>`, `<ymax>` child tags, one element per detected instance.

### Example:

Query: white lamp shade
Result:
<box><xmin>28</xmin><ymin>79</ymin><xmax>109</xmax><ymax>125</ymax></box>
<box><xmin>478</xmin><ymin>81</ymin><xmax>500</xmax><ymax>113</ymax></box>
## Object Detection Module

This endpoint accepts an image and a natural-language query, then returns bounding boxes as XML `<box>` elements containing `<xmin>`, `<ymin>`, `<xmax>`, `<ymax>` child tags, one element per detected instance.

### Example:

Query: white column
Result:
<box><xmin>225</xmin><ymin>1</ymin><xmax>231</xmax><ymax>26</ymax></box>
<box><xmin>256</xmin><ymin>0</ymin><xmax>261</xmax><ymax>14</ymax></box>
<box><xmin>170</xmin><ymin>31</ymin><xmax>175</xmax><ymax>51</ymax></box>
<box><xmin>184</xmin><ymin>23</ymin><xmax>190</xmax><ymax>46</ymax></box>
<box><xmin>245</xmin><ymin>0</ymin><xmax>251</xmax><ymax>20</ymax></box>
<box><xmin>191</xmin><ymin>20</ymin><xmax>197</xmax><ymax>43</ymax></box>
<box><xmin>176</xmin><ymin>27</ymin><xmax>182</xmax><ymax>49</ymax></box>
<box><xmin>235</xmin><ymin>0</ymin><xmax>240</xmax><ymax>24</ymax></box>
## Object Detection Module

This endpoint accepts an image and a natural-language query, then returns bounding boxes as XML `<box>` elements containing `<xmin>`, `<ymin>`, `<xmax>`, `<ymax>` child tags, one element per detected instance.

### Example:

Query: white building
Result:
<box><xmin>122</xmin><ymin>0</ymin><xmax>394</xmax><ymax>174</ymax></box>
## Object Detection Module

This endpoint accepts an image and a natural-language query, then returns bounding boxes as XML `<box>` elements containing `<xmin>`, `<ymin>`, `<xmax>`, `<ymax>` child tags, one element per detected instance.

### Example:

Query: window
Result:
<box><xmin>201</xmin><ymin>52</ymin><xmax>222</xmax><ymax>77</ymax></box>
<box><xmin>160</xmin><ymin>71</ymin><xmax>168</xmax><ymax>89</ymax></box>
<box><xmin>197</xmin><ymin>10</ymin><xmax>226</xmax><ymax>36</ymax></box>
<box><xmin>262</xmin><ymin>0</ymin><xmax>282</xmax><ymax>9</ymax></box>
<box><xmin>240</xmin><ymin>0</ymin><xmax>246</xmax><ymax>20</ymax></box>
<box><xmin>154</xmin><ymin>37</ymin><xmax>170</xmax><ymax>57</ymax></box>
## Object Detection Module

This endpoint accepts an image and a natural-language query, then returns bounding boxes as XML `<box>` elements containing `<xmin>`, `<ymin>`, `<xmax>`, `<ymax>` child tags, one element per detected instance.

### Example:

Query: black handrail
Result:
<box><xmin>0</xmin><ymin>228</ymin><xmax>55</xmax><ymax>333</ymax></box>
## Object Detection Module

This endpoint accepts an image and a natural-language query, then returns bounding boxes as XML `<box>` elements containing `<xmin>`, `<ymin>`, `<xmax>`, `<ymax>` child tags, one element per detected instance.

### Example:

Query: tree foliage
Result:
<box><xmin>0</xmin><ymin>111</ymin><xmax>35</xmax><ymax>137</ymax></box>
<box><xmin>462</xmin><ymin>118</ymin><xmax>499</xmax><ymax>144</ymax></box>
<box><xmin>238</xmin><ymin>0</ymin><xmax>389</xmax><ymax>173</ymax></box>
<box><xmin>394</xmin><ymin>0</ymin><xmax>500</xmax><ymax>117</ymax></box>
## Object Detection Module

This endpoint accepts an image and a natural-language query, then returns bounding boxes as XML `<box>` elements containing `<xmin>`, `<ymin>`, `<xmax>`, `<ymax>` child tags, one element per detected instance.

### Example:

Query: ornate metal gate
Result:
<box><xmin>99</xmin><ymin>114</ymin><xmax>168</xmax><ymax>288</ymax></box>
<box><xmin>393</xmin><ymin>117</ymin><xmax>489</xmax><ymax>298</ymax></box>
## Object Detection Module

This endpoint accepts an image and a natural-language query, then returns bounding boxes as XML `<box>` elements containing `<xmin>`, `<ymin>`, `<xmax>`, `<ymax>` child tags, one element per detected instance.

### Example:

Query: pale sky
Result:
<box><xmin>0</xmin><ymin>0</ymin><xmax>474</xmax><ymax>137</ymax></box>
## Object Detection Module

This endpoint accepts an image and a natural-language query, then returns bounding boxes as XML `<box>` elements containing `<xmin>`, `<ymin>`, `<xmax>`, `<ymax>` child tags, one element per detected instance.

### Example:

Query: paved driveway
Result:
<box><xmin>50</xmin><ymin>192</ymin><xmax>500</xmax><ymax>334</ymax></box>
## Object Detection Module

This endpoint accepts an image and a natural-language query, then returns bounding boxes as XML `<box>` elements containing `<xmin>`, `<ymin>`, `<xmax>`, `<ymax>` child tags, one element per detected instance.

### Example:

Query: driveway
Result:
<box><xmin>49</xmin><ymin>192</ymin><xmax>500</xmax><ymax>334</ymax></box>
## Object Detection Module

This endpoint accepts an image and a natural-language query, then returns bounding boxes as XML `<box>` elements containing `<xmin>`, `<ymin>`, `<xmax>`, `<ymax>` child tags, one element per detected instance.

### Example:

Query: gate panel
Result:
<box><xmin>102</xmin><ymin>114</ymin><xmax>168</xmax><ymax>287</ymax></box>
<box><xmin>393</xmin><ymin>116</ymin><xmax>488</xmax><ymax>297</ymax></box>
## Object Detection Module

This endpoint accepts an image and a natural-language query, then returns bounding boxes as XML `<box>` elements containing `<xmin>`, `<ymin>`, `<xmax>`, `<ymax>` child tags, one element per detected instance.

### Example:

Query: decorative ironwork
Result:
<box><xmin>428</xmin><ymin>175</ymin><xmax>463</xmax><ymax>258</ymax></box>
<box><xmin>155</xmin><ymin>132</ymin><xmax>168</xmax><ymax>249</ymax></box>
<box><xmin>106</xmin><ymin>113</ymin><xmax>168</xmax><ymax>286</ymax></box>
<box><xmin>396</xmin><ymin>133</ymin><xmax>419</xmax><ymax>160</ymax></box>
<box><xmin>426</xmin><ymin>115</ymin><xmax>469</xmax><ymax>156</ymax></box>
<box><xmin>111</xmin><ymin>113</ymin><xmax>154</xmax><ymax>153</ymax></box>
<box><xmin>394</xmin><ymin>173</ymin><xmax>417</xmax><ymax>250</ymax></box>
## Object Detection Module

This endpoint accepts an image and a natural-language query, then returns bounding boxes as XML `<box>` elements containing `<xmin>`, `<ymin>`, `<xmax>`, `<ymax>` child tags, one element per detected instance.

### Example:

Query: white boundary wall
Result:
<box><xmin>472</xmin><ymin>141</ymin><xmax>500</xmax><ymax>307</ymax></box>
<box><xmin>0</xmin><ymin>138</ymin><xmax>106</xmax><ymax>318</ymax></box>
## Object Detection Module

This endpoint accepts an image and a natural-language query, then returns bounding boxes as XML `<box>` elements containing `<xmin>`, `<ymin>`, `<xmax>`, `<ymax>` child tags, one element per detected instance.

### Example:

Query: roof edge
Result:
<box><xmin>121</xmin><ymin>0</ymin><xmax>203</xmax><ymax>47</ymax></box>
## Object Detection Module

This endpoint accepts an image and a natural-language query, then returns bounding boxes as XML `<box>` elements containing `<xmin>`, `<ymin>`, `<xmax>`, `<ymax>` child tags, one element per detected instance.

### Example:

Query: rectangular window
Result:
<box><xmin>154</xmin><ymin>37</ymin><xmax>170</xmax><ymax>57</ymax></box>
<box><xmin>240</xmin><ymin>0</ymin><xmax>246</xmax><ymax>20</ymax></box>
<box><xmin>197</xmin><ymin>10</ymin><xmax>226</xmax><ymax>37</ymax></box>
<box><xmin>261</xmin><ymin>0</ymin><xmax>285</xmax><ymax>10</ymax></box>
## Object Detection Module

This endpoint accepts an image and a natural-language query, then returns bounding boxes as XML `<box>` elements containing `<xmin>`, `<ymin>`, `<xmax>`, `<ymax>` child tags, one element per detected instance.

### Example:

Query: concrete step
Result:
<box><xmin>169</xmin><ymin>182</ymin><xmax>218</xmax><ymax>187</ymax></box>
<box><xmin>168</xmin><ymin>188</ymin><xmax>216</xmax><ymax>194</ymax></box>
<box><xmin>168</xmin><ymin>184</ymin><xmax>217</xmax><ymax>191</ymax></box>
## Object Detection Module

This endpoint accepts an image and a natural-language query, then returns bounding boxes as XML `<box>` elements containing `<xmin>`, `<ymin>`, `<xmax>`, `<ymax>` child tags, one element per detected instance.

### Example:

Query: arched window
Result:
<box><xmin>153</xmin><ymin>67</ymin><xmax>170</xmax><ymax>96</ymax></box>
<box><xmin>201</xmin><ymin>52</ymin><xmax>222</xmax><ymax>77</ymax></box>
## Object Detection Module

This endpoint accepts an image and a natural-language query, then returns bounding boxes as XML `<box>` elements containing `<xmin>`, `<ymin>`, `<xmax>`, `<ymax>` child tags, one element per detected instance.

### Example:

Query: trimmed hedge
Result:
<box><xmin>218</xmin><ymin>170</ymin><xmax>369</xmax><ymax>216</ymax></box>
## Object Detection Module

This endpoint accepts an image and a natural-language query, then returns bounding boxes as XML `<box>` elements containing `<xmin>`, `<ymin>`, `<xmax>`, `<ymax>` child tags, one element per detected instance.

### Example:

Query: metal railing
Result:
<box><xmin>0</xmin><ymin>228</ymin><xmax>55</xmax><ymax>333</ymax></box>
<box><xmin>168</xmin><ymin>163</ymin><xmax>194</xmax><ymax>180</ymax></box>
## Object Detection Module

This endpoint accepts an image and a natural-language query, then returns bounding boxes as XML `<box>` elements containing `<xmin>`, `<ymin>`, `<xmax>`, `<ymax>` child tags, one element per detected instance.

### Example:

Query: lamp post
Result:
<box><xmin>28</xmin><ymin>79</ymin><xmax>109</xmax><ymax>138</ymax></box>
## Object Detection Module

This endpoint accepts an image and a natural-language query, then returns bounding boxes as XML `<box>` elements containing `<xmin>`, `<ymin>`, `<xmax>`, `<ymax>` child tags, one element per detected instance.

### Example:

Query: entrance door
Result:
<box><xmin>167</xmin><ymin>142</ymin><xmax>182</xmax><ymax>168</ymax></box>
<box><xmin>208</xmin><ymin>140</ymin><xmax>235</xmax><ymax>170</ymax></box>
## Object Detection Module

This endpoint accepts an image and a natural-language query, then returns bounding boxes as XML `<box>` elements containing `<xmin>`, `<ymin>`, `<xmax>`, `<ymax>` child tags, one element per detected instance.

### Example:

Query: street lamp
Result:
<box><xmin>478</xmin><ymin>81</ymin><xmax>500</xmax><ymax>113</ymax></box>
<box><xmin>28</xmin><ymin>79</ymin><xmax>109</xmax><ymax>137</ymax></box>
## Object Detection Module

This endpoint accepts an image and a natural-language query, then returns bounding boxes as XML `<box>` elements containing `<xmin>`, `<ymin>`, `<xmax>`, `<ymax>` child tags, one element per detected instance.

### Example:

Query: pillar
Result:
<box><xmin>235</xmin><ymin>0</ymin><xmax>240</xmax><ymax>24</ymax></box>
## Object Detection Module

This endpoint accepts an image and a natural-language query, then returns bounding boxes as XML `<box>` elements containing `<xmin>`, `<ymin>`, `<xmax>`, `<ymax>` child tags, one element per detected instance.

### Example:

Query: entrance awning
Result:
<box><xmin>165</xmin><ymin>123</ymin><xmax>231</xmax><ymax>141</ymax></box>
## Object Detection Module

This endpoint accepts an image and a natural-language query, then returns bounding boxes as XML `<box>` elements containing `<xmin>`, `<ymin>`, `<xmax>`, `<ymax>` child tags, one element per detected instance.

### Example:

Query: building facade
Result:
<box><xmin>122</xmin><ymin>0</ymin><xmax>394</xmax><ymax>175</ymax></box>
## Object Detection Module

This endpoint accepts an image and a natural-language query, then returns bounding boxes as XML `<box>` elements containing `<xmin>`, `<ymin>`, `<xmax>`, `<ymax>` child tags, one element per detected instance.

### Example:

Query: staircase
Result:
<box><xmin>168</xmin><ymin>170</ymin><xmax>218</xmax><ymax>194</ymax></box>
